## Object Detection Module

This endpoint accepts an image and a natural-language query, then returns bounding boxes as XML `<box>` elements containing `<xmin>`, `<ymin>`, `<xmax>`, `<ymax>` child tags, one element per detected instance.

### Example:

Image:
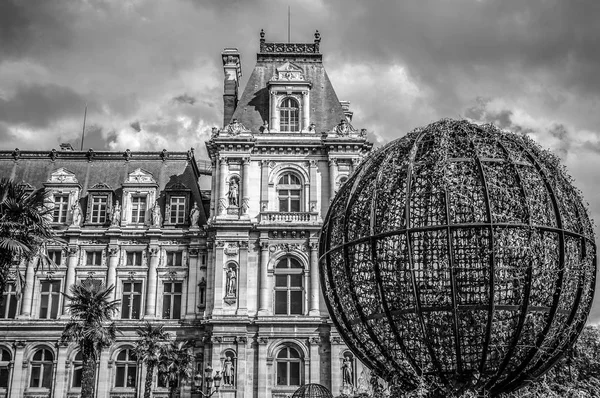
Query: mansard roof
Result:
<box><xmin>229</xmin><ymin>30</ymin><xmax>346</xmax><ymax>133</ymax></box>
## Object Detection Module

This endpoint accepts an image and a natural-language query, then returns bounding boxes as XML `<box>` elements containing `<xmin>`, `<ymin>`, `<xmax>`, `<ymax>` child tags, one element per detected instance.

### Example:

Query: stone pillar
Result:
<box><xmin>145</xmin><ymin>246</ymin><xmax>159</xmax><ymax>317</ymax></box>
<box><xmin>186</xmin><ymin>247</ymin><xmax>200</xmax><ymax>318</ymax></box>
<box><xmin>9</xmin><ymin>342</ymin><xmax>26</xmax><ymax>398</ymax></box>
<box><xmin>257</xmin><ymin>337</ymin><xmax>269</xmax><ymax>398</ymax></box>
<box><xmin>19</xmin><ymin>259</ymin><xmax>36</xmax><ymax>318</ymax></box>
<box><xmin>62</xmin><ymin>247</ymin><xmax>79</xmax><ymax>314</ymax></box>
<box><xmin>302</xmin><ymin>91</ymin><xmax>310</xmax><ymax>131</ymax></box>
<box><xmin>270</xmin><ymin>91</ymin><xmax>277</xmax><ymax>131</ymax></box>
<box><xmin>241</xmin><ymin>157</ymin><xmax>250</xmax><ymax>216</ymax></box>
<box><xmin>260</xmin><ymin>160</ymin><xmax>269</xmax><ymax>212</ymax></box>
<box><xmin>309</xmin><ymin>243</ymin><xmax>320</xmax><ymax>316</ymax></box>
<box><xmin>213</xmin><ymin>242</ymin><xmax>225</xmax><ymax>314</ymax></box>
<box><xmin>96</xmin><ymin>347</ymin><xmax>111</xmax><ymax>398</ymax></box>
<box><xmin>309</xmin><ymin>337</ymin><xmax>321</xmax><ymax>384</ymax></box>
<box><xmin>309</xmin><ymin>160</ymin><xmax>318</xmax><ymax>212</ymax></box>
<box><xmin>205</xmin><ymin>242</ymin><xmax>215</xmax><ymax>316</ymax></box>
<box><xmin>329</xmin><ymin>158</ymin><xmax>337</xmax><ymax>201</ymax></box>
<box><xmin>210</xmin><ymin>159</ymin><xmax>218</xmax><ymax>218</ymax></box>
<box><xmin>258</xmin><ymin>242</ymin><xmax>270</xmax><ymax>315</ymax></box>
<box><xmin>219</xmin><ymin>157</ymin><xmax>229</xmax><ymax>215</ymax></box>
<box><xmin>237</xmin><ymin>241</ymin><xmax>248</xmax><ymax>315</ymax></box>
<box><xmin>236</xmin><ymin>337</ymin><xmax>248</xmax><ymax>398</ymax></box>
<box><xmin>330</xmin><ymin>336</ymin><xmax>343</xmax><ymax>396</ymax></box>
<box><xmin>107</xmin><ymin>246</ymin><xmax>119</xmax><ymax>299</ymax></box>
<box><xmin>53</xmin><ymin>342</ymin><xmax>69</xmax><ymax>398</ymax></box>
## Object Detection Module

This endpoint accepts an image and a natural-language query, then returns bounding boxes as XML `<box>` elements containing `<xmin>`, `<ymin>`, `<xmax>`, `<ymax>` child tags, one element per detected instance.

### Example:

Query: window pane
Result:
<box><xmin>132</xmin><ymin>295</ymin><xmax>141</xmax><ymax>319</ymax></box>
<box><xmin>30</xmin><ymin>365</ymin><xmax>41</xmax><ymax>387</ymax></box>
<box><xmin>162</xmin><ymin>295</ymin><xmax>171</xmax><ymax>319</ymax></box>
<box><xmin>279</xmin><ymin>199</ymin><xmax>288</xmax><ymax>212</ymax></box>
<box><xmin>122</xmin><ymin>295</ymin><xmax>131</xmax><ymax>319</ymax></box>
<box><xmin>39</xmin><ymin>295</ymin><xmax>48</xmax><ymax>318</ymax></box>
<box><xmin>290</xmin><ymin>291</ymin><xmax>303</xmax><ymax>315</ymax></box>
<box><xmin>289</xmin><ymin>259</ymin><xmax>302</xmax><ymax>268</ymax></box>
<box><xmin>275</xmin><ymin>291</ymin><xmax>287</xmax><ymax>314</ymax></box>
<box><xmin>115</xmin><ymin>366</ymin><xmax>125</xmax><ymax>387</ymax></box>
<box><xmin>276</xmin><ymin>362</ymin><xmax>287</xmax><ymax>385</ymax></box>
<box><xmin>290</xmin><ymin>199</ymin><xmax>300</xmax><ymax>212</ymax></box>
<box><xmin>50</xmin><ymin>291</ymin><xmax>60</xmax><ymax>318</ymax></box>
<box><xmin>42</xmin><ymin>363</ymin><xmax>53</xmax><ymax>388</ymax></box>
<box><xmin>275</xmin><ymin>275</ymin><xmax>287</xmax><ymax>287</ymax></box>
<box><xmin>172</xmin><ymin>295</ymin><xmax>181</xmax><ymax>319</ymax></box>
<box><xmin>289</xmin><ymin>362</ymin><xmax>300</xmax><ymax>385</ymax></box>
<box><xmin>127</xmin><ymin>366</ymin><xmax>136</xmax><ymax>387</ymax></box>
<box><xmin>0</xmin><ymin>367</ymin><xmax>9</xmax><ymax>388</ymax></box>
<box><xmin>289</xmin><ymin>274</ymin><xmax>302</xmax><ymax>287</ymax></box>
<box><xmin>72</xmin><ymin>367</ymin><xmax>82</xmax><ymax>387</ymax></box>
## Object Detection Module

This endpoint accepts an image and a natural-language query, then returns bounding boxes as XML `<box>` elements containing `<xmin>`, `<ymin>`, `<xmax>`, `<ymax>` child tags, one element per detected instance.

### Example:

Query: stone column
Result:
<box><xmin>257</xmin><ymin>337</ymin><xmax>269</xmax><ymax>398</ymax></box>
<box><xmin>236</xmin><ymin>337</ymin><xmax>248</xmax><ymax>398</ymax></box>
<box><xmin>309</xmin><ymin>243</ymin><xmax>320</xmax><ymax>316</ymax></box>
<box><xmin>302</xmin><ymin>91</ymin><xmax>310</xmax><ymax>131</ymax></box>
<box><xmin>219</xmin><ymin>157</ymin><xmax>229</xmax><ymax>215</ymax></box>
<box><xmin>309</xmin><ymin>160</ymin><xmax>318</xmax><ymax>212</ymax></box>
<box><xmin>205</xmin><ymin>242</ymin><xmax>215</xmax><ymax>316</ymax></box>
<box><xmin>186</xmin><ymin>247</ymin><xmax>200</xmax><ymax>318</ymax></box>
<box><xmin>213</xmin><ymin>242</ymin><xmax>225</xmax><ymax>315</ymax></box>
<box><xmin>53</xmin><ymin>342</ymin><xmax>69</xmax><ymax>398</ymax></box>
<box><xmin>62</xmin><ymin>247</ymin><xmax>79</xmax><ymax>314</ymax></box>
<box><xmin>330</xmin><ymin>336</ymin><xmax>343</xmax><ymax>396</ymax></box>
<box><xmin>241</xmin><ymin>157</ymin><xmax>250</xmax><ymax>216</ymax></box>
<box><xmin>237</xmin><ymin>241</ymin><xmax>248</xmax><ymax>315</ymax></box>
<box><xmin>260</xmin><ymin>160</ymin><xmax>269</xmax><ymax>212</ymax></box>
<box><xmin>270</xmin><ymin>91</ymin><xmax>277</xmax><ymax>131</ymax></box>
<box><xmin>107</xmin><ymin>246</ymin><xmax>119</xmax><ymax>298</ymax></box>
<box><xmin>18</xmin><ymin>258</ymin><xmax>36</xmax><ymax>318</ymax></box>
<box><xmin>145</xmin><ymin>246</ymin><xmax>159</xmax><ymax>317</ymax></box>
<box><xmin>258</xmin><ymin>241</ymin><xmax>270</xmax><ymax>315</ymax></box>
<box><xmin>210</xmin><ymin>159</ymin><xmax>218</xmax><ymax>217</ymax></box>
<box><xmin>329</xmin><ymin>158</ymin><xmax>337</xmax><ymax>201</ymax></box>
<box><xmin>309</xmin><ymin>337</ymin><xmax>321</xmax><ymax>384</ymax></box>
<box><xmin>9</xmin><ymin>341</ymin><xmax>26</xmax><ymax>398</ymax></box>
<box><xmin>96</xmin><ymin>347</ymin><xmax>111</xmax><ymax>398</ymax></box>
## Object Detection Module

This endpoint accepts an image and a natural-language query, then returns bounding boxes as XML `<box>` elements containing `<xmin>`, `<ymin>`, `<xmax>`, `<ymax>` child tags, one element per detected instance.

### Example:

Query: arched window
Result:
<box><xmin>274</xmin><ymin>257</ymin><xmax>304</xmax><ymax>315</ymax></box>
<box><xmin>280</xmin><ymin>98</ymin><xmax>300</xmax><ymax>132</ymax></box>
<box><xmin>29</xmin><ymin>348</ymin><xmax>54</xmax><ymax>389</ymax></box>
<box><xmin>72</xmin><ymin>351</ymin><xmax>83</xmax><ymax>388</ymax></box>
<box><xmin>115</xmin><ymin>349</ymin><xmax>137</xmax><ymax>388</ymax></box>
<box><xmin>277</xmin><ymin>173</ymin><xmax>302</xmax><ymax>212</ymax></box>
<box><xmin>0</xmin><ymin>347</ymin><xmax>11</xmax><ymax>389</ymax></box>
<box><xmin>276</xmin><ymin>346</ymin><xmax>302</xmax><ymax>386</ymax></box>
<box><xmin>222</xmin><ymin>350</ymin><xmax>236</xmax><ymax>387</ymax></box>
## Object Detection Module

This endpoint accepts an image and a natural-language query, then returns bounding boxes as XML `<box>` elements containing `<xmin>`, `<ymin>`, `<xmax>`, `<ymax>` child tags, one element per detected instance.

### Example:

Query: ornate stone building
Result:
<box><xmin>0</xmin><ymin>31</ymin><xmax>373</xmax><ymax>398</ymax></box>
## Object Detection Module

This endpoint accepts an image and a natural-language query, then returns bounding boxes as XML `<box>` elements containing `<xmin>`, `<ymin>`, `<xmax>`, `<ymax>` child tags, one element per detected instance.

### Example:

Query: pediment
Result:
<box><xmin>166</xmin><ymin>182</ymin><xmax>190</xmax><ymax>191</ymax></box>
<box><xmin>125</xmin><ymin>168</ymin><xmax>156</xmax><ymax>184</ymax></box>
<box><xmin>47</xmin><ymin>168</ymin><xmax>78</xmax><ymax>184</ymax></box>
<box><xmin>271</xmin><ymin>62</ymin><xmax>305</xmax><ymax>82</ymax></box>
<box><xmin>89</xmin><ymin>182</ymin><xmax>113</xmax><ymax>191</ymax></box>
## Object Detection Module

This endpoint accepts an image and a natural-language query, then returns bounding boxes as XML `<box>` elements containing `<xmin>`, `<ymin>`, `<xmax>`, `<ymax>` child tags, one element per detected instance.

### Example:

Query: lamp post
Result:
<box><xmin>193</xmin><ymin>365</ymin><xmax>222</xmax><ymax>397</ymax></box>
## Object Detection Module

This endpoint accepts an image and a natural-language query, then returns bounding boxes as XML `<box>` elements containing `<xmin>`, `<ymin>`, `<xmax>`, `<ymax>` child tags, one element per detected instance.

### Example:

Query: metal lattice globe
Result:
<box><xmin>319</xmin><ymin>119</ymin><xmax>597</xmax><ymax>395</ymax></box>
<box><xmin>291</xmin><ymin>384</ymin><xmax>334</xmax><ymax>398</ymax></box>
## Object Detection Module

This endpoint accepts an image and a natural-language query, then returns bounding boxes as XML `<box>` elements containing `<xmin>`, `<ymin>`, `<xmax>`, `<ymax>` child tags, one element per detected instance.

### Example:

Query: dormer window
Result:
<box><xmin>164</xmin><ymin>182</ymin><xmax>191</xmax><ymax>227</ymax></box>
<box><xmin>121</xmin><ymin>169</ymin><xmax>158</xmax><ymax>227</ymax></box>
<box><xmin>86</xmin><ymin>183</ymin><xmax>113</xmax><ymax>226</ymax></box>
<box><xmin>44</xmin><ymin>168</ymin><xmax>81</xmax><ymax>225</ymax></box>
<box><xmin>52</xmin><ymin>194</ymin><xmax>70</xmax><ymax>223</ymax></box>
<box><xmin>280</xmin><ymin>98</ymin><xmax>300</xmax><ymax>132</ymax></box>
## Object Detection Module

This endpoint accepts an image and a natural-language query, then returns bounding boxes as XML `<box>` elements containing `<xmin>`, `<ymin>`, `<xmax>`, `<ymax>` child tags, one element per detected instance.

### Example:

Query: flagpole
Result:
<box><xmin>80</xmin><ymin>103</ymin><xmax>87</xmax><ymax>150</ymax></box>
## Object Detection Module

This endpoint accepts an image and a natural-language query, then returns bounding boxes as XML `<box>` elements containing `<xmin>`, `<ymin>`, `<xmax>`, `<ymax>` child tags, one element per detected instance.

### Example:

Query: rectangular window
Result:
<box><xmin>162</xmin><ymin>282</ymin><xmax>182</xmax><ymax>319</ymax></box>
<box><xmin>121</xmin><ymin>282</ymin><xmax>142</xmax><ymax>319</ymax></box>
<box><xmin>126</xmin><ymin>251</ymin><xmax>143</xmax><ymax>266</ymax></box>
<box><xmin>169</xmin><ymin>196</ymin><xmax>186</xmax><ymax>224</ymax></box>
<box><xmin>278</xmin><ymin>190</ymin><xmax>301</xmax><ymax>212</ymax></box>
<box><xmin>53</xmin><ymin>194</ymin><xmax>69</xmax><ymax>223</ymax></box>
<box><xmin>0</xmin><ymin>283</ymin><xmax>18</xmax><ymax>319</ymax></box>
<box><xmin>39</xmin><ymin>281</ymin><xmax>61</xmax><ymax>319</ymax></box>
<box><xmin>86</xmin><ymin>251</ymin><xmax>102</xmax><ymax>266</ymax></box>
<box><xmin>72</xmin><ymin>365</ymin><xmax>82</xmax><ymax>387</ymax></box>
<box><xmin>90</xmin><ymin>196</ymin><xmax>108</xmax><ymax>224</ymax></box>
<box><xmin>48</xmin><ymin>250</ymin><xmax>62</xmax><ymax>266</ymax></box>
<box><xmin>0</xmin><ymin>366</ymin><xmax>9</xmax><ymax>388</ymax></box>
<box><xmin>276</xmin><ymin>362</ymin><xmax>288</xmax><ymax>385</ymax></box>
<box><xmin>131</xmin><ymin>196</ymin><xmax>147</xmax><ymax>224</ymax></box>
<box><xmin>166</xmin><ymin>252</ymin><xmax>182</xmax><ymax>267</ymax></box>
<box><xmin>115</xmin><ymin>365</ymin><xmax>137</xmax><ymax>387</ymax></box>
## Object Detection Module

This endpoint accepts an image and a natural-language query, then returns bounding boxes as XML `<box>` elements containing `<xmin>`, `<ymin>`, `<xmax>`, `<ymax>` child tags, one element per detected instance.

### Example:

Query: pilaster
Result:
<box><xmin>309</xmin><ymin>242</ymin><xmax>320</xmax><ymax>316</ymax></box>
<box><xmin>258</xmin><ymin>241</ymin><xmax>270</xmax><ymax>315</ymax></box>
<box><xmin>186</xmin><ymin>247</ymin><xmax>200</xmax><ymax>319</ymax></box>
<box><xmin>9</xmin><ymin>341</ymin><xmax>26</xmax><ymax>398</ymax></box>
<box><xmin>18</xmin><ymin>258</ymin><xmax>36</xmax><ymax>318</ymax></box>
<box><xmin>237</xmin><ymin>241</ymin><xmax>248</xmax><ymax>315</ymax></box>
<box><xmin>107</xmin><ymin>245</ymin><xmax>119</xmax><ymax>299</ymax></box>
<box><xmin>62</xmin><ymin>247</ymin><xmax>79</xmax><ymax>315</ymax></box>
<box><xmin>145</xmin><ymin>245</ymin><xmax>159</xmax><ymax>318</ymax></box>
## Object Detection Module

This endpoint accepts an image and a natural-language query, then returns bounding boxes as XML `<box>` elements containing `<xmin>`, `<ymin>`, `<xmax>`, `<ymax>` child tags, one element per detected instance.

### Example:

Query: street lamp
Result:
<box><xmin>193</xmin><ymin>365</ymin><xmax>222</xmax><ymax>397</ymax></box>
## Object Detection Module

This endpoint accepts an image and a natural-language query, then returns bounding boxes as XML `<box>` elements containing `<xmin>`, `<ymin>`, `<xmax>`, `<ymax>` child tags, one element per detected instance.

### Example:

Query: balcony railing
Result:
<box><xmin>258</xmin><ymin>211</ymin><xmax>320</xmax><ymax>224</ymax></box>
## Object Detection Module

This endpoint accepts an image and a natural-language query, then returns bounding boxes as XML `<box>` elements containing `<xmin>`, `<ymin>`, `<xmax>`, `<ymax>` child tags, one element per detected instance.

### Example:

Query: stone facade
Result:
<box><xmin>0</xmin><ymin>31</ymin><xmax>374</xmax><ymax>398</ymax></box>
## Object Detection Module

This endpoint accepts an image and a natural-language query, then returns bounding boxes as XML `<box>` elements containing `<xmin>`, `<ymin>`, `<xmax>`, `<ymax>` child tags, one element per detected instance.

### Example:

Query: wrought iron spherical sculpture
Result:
<box><xmin>291</xmin><ymin>384</ymin><xmax>334</xmax><ymax>398</ymax></box>
<box><xmin>319</xmin><ymin>119</ymin><xmax>597</xmax><ymax>395</ymax></box>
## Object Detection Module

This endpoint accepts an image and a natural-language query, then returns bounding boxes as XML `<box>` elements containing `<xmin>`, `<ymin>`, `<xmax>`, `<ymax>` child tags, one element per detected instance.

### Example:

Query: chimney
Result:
<box><xmin>222</xmin><ymin>48</ymin><xmax>242</xmax><ymax>127</ymax></box>
<box><xmin>59</xmin><ymin>143</ymin><xmax>74</xmax><ymax>151</ymax></box>
<box><xmin>340</xmin><ymin>101</ymin><xmax>353</xmax><ymax>123</ymax></box>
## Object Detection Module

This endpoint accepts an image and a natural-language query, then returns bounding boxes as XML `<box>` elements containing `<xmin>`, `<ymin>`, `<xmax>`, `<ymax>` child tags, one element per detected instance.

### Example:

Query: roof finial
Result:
<box><xmin>314</xmin><ymin>30</ymin><xmax>321</xmax><ymax>43</ymax></box>
<box><xmin>260</xmin><ymin>29</ymin><xmax>265</xmax><ymax>43</ymax></box>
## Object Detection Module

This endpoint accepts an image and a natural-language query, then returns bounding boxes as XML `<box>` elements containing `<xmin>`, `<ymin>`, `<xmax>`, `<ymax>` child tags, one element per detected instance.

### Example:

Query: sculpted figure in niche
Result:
<box><xmin>226</xmin><ymin>266</ymin><xmax>237</xmax><ymax>297</ymax></box>
<box><xmin>71</xmin><ymin>203</ymin><xmax>82</xmax><ymax>226</ymax></box>
<box><xmin>342</xmin><ymin>354</ymin><xmax>353</xmax><ymax>386</ymax></box>
<box><xmin>111</xmin><ymin>201</ymin><xmax>121</xmax><ymax>226</ymax></box>
<box><xmin>189</xmin><ymin>202</ymin><xmax>200</xmax><ymax>227</ymax></box>
<box><xmin>228</xmin><ymin>180</ymin><xmax>239</xmax><ymax>207</ymax></box>
<box><xmin>223</xmin><ymin>355</ymin><xmax>235</xmax><ymax>385</ymax></box>
<box><xmin>152</xmin><ymin>200</ymin><xmax>162</xmax><ymax>227</ymax></box>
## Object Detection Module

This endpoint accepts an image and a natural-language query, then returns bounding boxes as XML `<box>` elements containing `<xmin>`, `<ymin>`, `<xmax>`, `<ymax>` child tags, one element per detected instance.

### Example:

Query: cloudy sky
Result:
<box><xmin>1</xmin><ymin>0</ymin><xmax>600</xmax><ymax>320</ymax></box>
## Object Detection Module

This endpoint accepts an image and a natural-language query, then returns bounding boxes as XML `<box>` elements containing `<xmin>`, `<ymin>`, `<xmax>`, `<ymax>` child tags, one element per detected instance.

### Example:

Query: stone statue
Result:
<box><xmin>111</xmin><ymin>201</ymin><xmax>121</xmax><ymax>226</ymax></box>
<box><xmin>152</xmin><ymin>200</ymin><xmax>162</xmax><ymax>227</ymax></box>
<box><xmin>342</xmin><ymin>354</ymin><xmax>353</xmax><ymax>386</ymax></box>
<box><xmin>71</xmin><ymin>203</ymin><xmax>82</xmax><ymax>226</ymax></box>
<box><xmin>189</xmin><ymin>202</ymin><xmax>200</xmax><ymax>227</ymax></box>
<box><xmin>226</xmin><ymin>267</ymin><xmax>237</xmax><ymax>296</ymax></box>
<box><xmin>223</xmin><ymin>356</ymin><xmax>234</xmax><ymax>385</ymax></box>
<box><xmin>228</xmin><ymin>180</ymin><xmax>239</xmax><ymax>207</ymax></box>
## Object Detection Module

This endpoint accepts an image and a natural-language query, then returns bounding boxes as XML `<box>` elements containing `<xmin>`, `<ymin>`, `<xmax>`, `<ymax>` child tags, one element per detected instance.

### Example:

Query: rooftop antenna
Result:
<box><xmin>288</xmin><ymin>6</ymin><xmax>291</xmax><ymax>43</ymax></box>
<box><xmin>80</xmin><ymin>103</ymin><xmax>87</xmax><ymax>151</ymax></box>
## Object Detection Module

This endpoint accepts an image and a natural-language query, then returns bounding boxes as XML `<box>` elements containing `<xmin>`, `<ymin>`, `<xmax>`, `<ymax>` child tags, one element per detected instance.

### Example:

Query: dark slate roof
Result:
<box><xmin>0</xmin><ymin>150</ymin><xmax>209</xmax><ymax>224</ymax></box>
<box><xmin>229</xmin><ymin>36</ymin><xmax>347</xmax><ymax>133</ymax></box>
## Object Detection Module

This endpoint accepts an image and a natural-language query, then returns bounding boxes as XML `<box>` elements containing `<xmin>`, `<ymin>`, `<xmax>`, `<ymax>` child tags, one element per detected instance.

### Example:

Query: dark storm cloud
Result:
<box><xmin>0</xmin><ymin>84</ymin><xmax>90</xmax><ymax>128</ymax></box>
<box><xmin>130</xmin><ymin>121</ymin><xmax>141</xmax><ymax>132</ymax></box>
<box><xmin>173</xmin><ymin>94</ymin><xmax>197</xmax><ymax>105</ymax></box>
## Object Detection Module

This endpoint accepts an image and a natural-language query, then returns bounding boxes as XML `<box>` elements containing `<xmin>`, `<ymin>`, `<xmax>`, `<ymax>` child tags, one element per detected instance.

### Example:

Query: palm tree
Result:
<box><xmin>62</xmin><ymin>278</ymin><xmax>120</xmax><ymax>398</ymax></box>
<box><xmin>135</xmin><ymin>322</ymin><xmax>171</xmax><ymax>398</ymax></box>
<box><xmin>0</xmin><ymin>178</ymin><xmax>54</xmax><ymax>306</ymax></box>
<box><xmin>159</xmin><ymin>340</ymin><xmax>195</xmax><ymax>398</ymax></box>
